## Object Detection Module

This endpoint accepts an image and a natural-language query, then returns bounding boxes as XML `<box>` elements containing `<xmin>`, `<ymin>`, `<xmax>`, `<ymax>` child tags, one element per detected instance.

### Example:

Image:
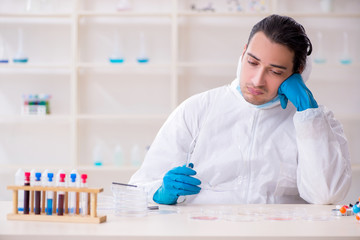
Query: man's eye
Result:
<box><xmin>248</xmin><ymin>60</ymin><xmax>257</xmax><ymax>66</ymax></box>
<box><xmin>271</xmin><ymin>70</ymin><xmax>282</xmax><ymax>76</ymax></box>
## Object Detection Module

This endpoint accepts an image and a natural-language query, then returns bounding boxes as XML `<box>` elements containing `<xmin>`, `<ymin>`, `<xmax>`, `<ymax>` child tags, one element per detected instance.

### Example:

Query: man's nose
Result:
<box><xmin>252</xmin><ymin>69</ymin><xmax>266</xmax><ymax>86</ymax></box>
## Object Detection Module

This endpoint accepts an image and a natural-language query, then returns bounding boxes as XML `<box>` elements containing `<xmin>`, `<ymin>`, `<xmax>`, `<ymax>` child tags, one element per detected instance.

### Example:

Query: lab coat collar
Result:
<box><xmin>230</xmin><ymin>79</ymin><xmax>281</xmax><ymax>110</ymax></box>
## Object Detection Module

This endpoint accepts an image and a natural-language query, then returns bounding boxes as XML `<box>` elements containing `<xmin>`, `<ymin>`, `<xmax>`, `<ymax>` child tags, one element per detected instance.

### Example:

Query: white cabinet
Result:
<box><xmin>0</xmin><ymin>0</ymin><xmax>359</xmax><ymax>178</ymax></box>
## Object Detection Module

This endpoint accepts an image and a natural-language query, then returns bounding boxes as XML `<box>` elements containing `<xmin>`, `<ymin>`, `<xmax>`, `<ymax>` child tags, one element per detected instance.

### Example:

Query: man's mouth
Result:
<box><xmin>247</xmin><ymin>86</ymin><xmax>264</xmax><ymax>96</ymax></box>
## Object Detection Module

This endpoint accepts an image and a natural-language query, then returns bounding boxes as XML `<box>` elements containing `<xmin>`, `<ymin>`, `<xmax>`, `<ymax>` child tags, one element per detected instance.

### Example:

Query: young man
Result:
<box><xmin>129</xmin><ymin>15</ymin><xmax>351</xmax><ymax>205</ymax></box>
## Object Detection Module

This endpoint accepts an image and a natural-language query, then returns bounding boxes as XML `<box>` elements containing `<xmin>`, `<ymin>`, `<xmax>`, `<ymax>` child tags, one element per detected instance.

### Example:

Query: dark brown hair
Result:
<box><xmin>247</xmin><ymin>14</ymin><xmax>312</xmax><ymax>73</ymax></box>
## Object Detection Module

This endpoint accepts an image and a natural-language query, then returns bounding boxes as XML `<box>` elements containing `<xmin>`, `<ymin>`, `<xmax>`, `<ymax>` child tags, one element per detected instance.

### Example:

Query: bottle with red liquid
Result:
<box><xmin>57</xmin><ymin>173</ymin><xmax>66</xmax><ymax>216</ymax></box>
<box><xmin>23</xmin><ymin>172</ymin><xmax>30</xmax><ymax>214</ymax></box>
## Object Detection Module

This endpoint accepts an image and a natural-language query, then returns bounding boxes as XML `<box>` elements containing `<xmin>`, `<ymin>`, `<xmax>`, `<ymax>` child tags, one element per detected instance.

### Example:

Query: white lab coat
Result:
<box><xmin>129</xmin><ymin>60</ymin><xmax>351</xmax><ymax>205</ymax></box>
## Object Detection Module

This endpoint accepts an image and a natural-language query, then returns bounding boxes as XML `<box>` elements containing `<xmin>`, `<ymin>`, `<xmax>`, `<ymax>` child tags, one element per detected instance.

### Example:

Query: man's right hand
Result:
<box><xmin>153</xmin><ymin>164</ymin><xmax>201</xmax><ymax>205</ymax></box>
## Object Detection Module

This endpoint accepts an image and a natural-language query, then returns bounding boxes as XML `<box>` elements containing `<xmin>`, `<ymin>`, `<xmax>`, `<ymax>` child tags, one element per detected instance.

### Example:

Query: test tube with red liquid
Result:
<box><xmin>23</xmin><ymin>172</ymin><xmax>30</xmax><ymax>214</ymax></box>
<box><xmin>57</xmin><ymin>173</ymin><xmax>66</xmax><ymax>216</ymax></box>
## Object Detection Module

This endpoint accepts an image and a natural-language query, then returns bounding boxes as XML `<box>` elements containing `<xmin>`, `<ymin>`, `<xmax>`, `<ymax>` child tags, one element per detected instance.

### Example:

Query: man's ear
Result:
<box><xmin>298</xmin><ymin>65</ymin><xmax>304</xmax><ymax>74</ymax></box>
<box><xmin>241</xmin><ymin>44</ymin><xmax>247</xmax><ymax>60</ymax></box>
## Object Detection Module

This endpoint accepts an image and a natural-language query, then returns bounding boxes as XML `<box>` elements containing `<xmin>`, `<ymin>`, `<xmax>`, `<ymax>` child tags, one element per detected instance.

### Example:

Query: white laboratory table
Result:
<box><xmin>1</xmin><ymin>201</ymin><xmax>359</xmax><ymax>240</ymax></box>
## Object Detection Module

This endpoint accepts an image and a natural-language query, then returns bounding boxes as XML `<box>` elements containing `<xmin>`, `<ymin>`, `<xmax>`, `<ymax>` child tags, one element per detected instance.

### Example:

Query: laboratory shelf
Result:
<box><xmin>336</xmin><ymin>114</ymin><xmax>360</xmax><ymax>121</ymax></box>
<box><xmin>279</xmin><ymin>13</ymin><xmax>360</xmax><ymax>18</ymax></box>
<box><xmin>0</xmin><ymin>165</ymin><xmax>75</xmax><ymax>171</ymax></box>
<box><xmin>0</xmin><ymin>115</ymin><xmax>72</xmax><ymax>123</ymax></box>
<box><xmin>77</xmin><ymin>114</ymin><xmax>168</xmax><ymax>121</ymax></box>
<box><xmin>0</xmin><ymin>64</ymin><xmax>71</xmax><ymax>69</ymax></box>
<box><xmin>352</xmin><ymin>164</ymin><xmax>360</xmax><ymax>171</ymax></box>
<box><xmin>77</xmin><ymin>165</ymin><xmax>139</xmax><ymax>172</ymax></box>
<box><xmin>0</xmin><ymin>164</ymin><xmax>139</xmax><ymax>173</ymax></box>
<box><xmin>78</xmin><ymin>63</ymin><xmax>171</xmax><ymax>70</ymax></box>
<box><xmin>0</xmin><ymin>17</ymin><xmax>72</xmax><ymax>25</ymax></box>
<box><xmin>309</xmin><ymin>76</ymin><xmax>360</xmax><ymax>83</ymax></box>
<box><xmin>78</xmin><ymin>12</ymin><xmax>172</xmax><ymax>18</ymax></box>
<box><xmin>177</xmin><ymin>62</ymin><xmax>237</xmax><ymax>68</ymax></box>
<box><xmin>312</xmin><ymin>62</ymin><xmax>360</xmax><ymax>69</ymax></box>
<box><xmin>0</xmin><ymin>13</ymin><xmax>73</xmax><ymax>18</ymax></box>
<box><xmin>177</xmin><ymin>12</ymin><xmax>271</xmax><ymax>17</ymax></box>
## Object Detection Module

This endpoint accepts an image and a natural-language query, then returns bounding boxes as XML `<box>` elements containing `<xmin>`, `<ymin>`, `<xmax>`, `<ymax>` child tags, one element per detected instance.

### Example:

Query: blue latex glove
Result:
<box><xmin>278</xmin><ymin>73</ymin><xmax>318</xmax><ymax>111</ymax></box>
<box><xmin>153</xmin><ymin>163</ymin><xmax>201</xmax><ymax>205</ymax></box>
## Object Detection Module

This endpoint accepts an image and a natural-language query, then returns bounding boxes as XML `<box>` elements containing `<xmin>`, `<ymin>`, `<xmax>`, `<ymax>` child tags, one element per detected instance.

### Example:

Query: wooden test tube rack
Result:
<box><xmin>7</xmin><ymin>185</ymin><xmax>106</xmax><ymax>224</ymax></box>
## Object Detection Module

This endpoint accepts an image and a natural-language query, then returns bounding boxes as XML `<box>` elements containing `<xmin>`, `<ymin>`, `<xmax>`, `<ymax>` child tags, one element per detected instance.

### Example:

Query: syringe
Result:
<box><xmin>178</xmin><ymin>138</ymin><xmax>197</xmax><ymax>203</ymax></box>
<box><xmin>186</xmin><ymin>138</ymin><xmax>197</xmax><ymax>168</ymax></box>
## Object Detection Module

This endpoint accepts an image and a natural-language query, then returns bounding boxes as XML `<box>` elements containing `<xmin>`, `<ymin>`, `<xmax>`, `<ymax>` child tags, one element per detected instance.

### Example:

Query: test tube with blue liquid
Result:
<box><xmin>109</xmin><ymin>30</ymin><xmax>124</xmax><ymax>63</ymax></box>
<box><xmin>46</xmin><ymin>173</ymin><xmax>54</xmax><ymax>215</ymax></box>
<box><xmin>0</xmin><ymin>35</ymin><xmax>9</xmax><ymax>63</ymax></box>
<box><xmin>93</xmin><ymin>144</ymin><xmax>103</xmax><ymax>166</ymax></box>
<box><xmin>68</xmin><ymin>173</ymin><xmax>77</xmax><ymax>215</ymax></box>
<box><xmin>34</xmin><ymin>172</ymin><xmax>42</xmax><ymax>215</ymax></box>
<box><xmin>340</xmin><ymin>32</ymin><xmax>352</xmax><ymax>65</ymax></box>
<box><xmin>13</xmin><ymin>28</ymin><xmax>28</xmax><ymax>63</ymax></box>
<box><xmin>137</xmin><ymin>32</ymin><xmax>149</xmax><ymax>63</ymax></box>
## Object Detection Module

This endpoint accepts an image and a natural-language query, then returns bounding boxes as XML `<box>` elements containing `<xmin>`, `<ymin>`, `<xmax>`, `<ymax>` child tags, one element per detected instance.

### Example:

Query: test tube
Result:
<box><xmin>68</xmin><ymin>173</ymin><xmax>77</xmax><ymax>215</ymax></box>
<box><xmin>46</xmin><ymin>173</ymin><xmax>54</xmax><ymax>215</ymax></box>
<box><xmin>340</xmin><ymin>32</ymin><xmax>352</xmax><ymax>65</ymax></box>
<box><xmin>314</xmin><ymin>32</ymin><xmax>326</xmax><ymax>64</ymax></box>
<box><xmin>80</xmin><ymin>174</ymin><xmax>88</xmax><ymax>216</ymax></box>
<box><xmin>0</xmin><ymin>34</ymin><xmax>9</xmax><ymax>63</ymax></box>
<box><xmin>136</xmin><ymin>32</ymin><xmax>149</xmax><ymax>63</ymax></box>
<box><xmin>109</xmin><ymin>30</ymin><xmax>125</xmax><ymax>64</ymax></box>
<box><xmin>57</xmin><ymin>173</ymin><xmax>66</xmax><ymax>216</ymax></box>
<box><xmin>13</xmin><ymin>28</ymin><xmax>28</xmax><ymax>63</ymax></box>
<box><xmin>23</xmin><ymin>172</ymin><xmax>30</xmax><ymax>214</ymax></box>
<box><xmin>15</xmin><ymin>168</ymin><xmax>24</xmax><ymax>212</ymax></box>
<box><xmin>34</xmin><ymin>172</ymin><xmax>41</xmax><ymax>215</ymax></box>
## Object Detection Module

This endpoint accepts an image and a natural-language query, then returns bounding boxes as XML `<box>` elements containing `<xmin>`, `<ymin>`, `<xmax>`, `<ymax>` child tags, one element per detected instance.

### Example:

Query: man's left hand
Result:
<box><xmin>278</xmin><ymin>73</ymin><xmax>318</xmax><ymax>111</ymax></box>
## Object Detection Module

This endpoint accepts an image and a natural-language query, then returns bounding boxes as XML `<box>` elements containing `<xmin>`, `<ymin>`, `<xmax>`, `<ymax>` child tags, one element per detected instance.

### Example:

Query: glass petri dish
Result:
<box><xmin>222</xmin><ymin>214</ymin><xmax>259</xmax><ymax>222</ymax></box>
<box><xmin>189</xmin><ymin>210</ymin><xmax>219</xmax><ymax>221</ymax></box>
